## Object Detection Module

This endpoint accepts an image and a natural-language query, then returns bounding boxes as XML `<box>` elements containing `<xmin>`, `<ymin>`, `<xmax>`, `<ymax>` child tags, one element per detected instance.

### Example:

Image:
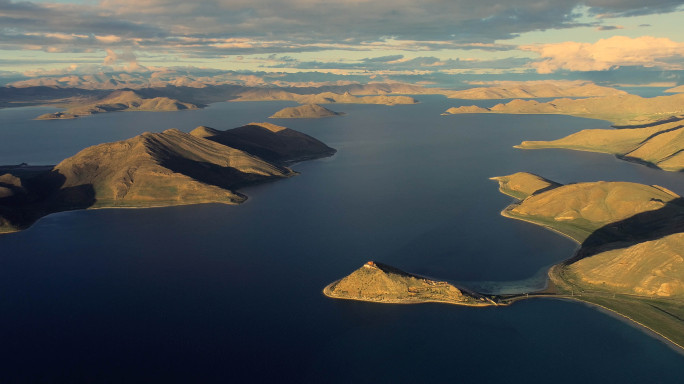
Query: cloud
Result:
<box><xmin>103</xmin><ymin>49</ymin><xmax>137</xmax><ymax>65</ymax></box>
<box><xmin>263</xmin><ymin>55</ymin><xmax>532</xmax><ymax>74</ymax></box>
<box><xmin>523</xmin><ymin>36</ymin><xmax>684</xmax><ymax>73</ymax></box>
<box><xmin>596</xmin><ymin>25</ymin><xmax>623</xmax><ymax>30</ymax></box>
<box><xmin>0</xmin><ymin>0</ymin><xmax>682</xmax><ymax>58</ymax></box>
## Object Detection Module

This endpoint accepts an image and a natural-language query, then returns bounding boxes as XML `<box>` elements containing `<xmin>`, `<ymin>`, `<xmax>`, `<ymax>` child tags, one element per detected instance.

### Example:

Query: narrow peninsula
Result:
<box><xmin>36</xmin><ymin>90</ymin><xmax>200</xmax><ymax>120</ymax></box>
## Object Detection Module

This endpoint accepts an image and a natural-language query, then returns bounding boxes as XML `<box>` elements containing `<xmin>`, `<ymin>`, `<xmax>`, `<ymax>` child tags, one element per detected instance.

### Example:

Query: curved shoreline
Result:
<box><xmin>554</xmin><ymin>296</ymin><xmax>684</xmax><ymax>355</ymax></box>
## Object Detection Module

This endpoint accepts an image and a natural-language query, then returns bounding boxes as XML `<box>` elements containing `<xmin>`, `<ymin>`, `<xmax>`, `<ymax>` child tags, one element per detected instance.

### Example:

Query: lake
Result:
<box><xmin>1</xmin><ymin>96</ymin><xmax>683</xmax><ymax>383</ymax></box>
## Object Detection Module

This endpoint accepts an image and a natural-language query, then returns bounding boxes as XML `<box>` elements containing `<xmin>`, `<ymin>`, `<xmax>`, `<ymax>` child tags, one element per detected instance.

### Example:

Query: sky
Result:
<box><xmin>1</xmin><ymin>0</ymin><xmax>684</xmax><ymax>85</ymax></box>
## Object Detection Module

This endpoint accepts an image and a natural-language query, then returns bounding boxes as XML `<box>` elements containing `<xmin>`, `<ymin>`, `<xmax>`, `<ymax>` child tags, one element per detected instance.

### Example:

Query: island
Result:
<box><xmin>0</xmin><ymin>123</ymin><xmax>335</xmax><ymax>234</ymax></box>
<box><xmin>323</xmin><ymin>261</ymin><xmax>495</xmax><ymax>306</ymax></box>
<box><xmin>269</xmin><ymin>104</ymin><xmax>344</xmax><ymax>119</ymax></box>
<box><xmin>35</xmin><ymin>90</ymin><xmax>200</xmax><ymax>120</ymax></box>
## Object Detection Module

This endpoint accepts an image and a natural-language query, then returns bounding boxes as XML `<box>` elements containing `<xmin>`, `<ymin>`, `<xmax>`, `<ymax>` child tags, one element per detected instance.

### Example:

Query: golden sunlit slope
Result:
<box><xmin>444</xmin><ymin>93</ymin><xmax>684</xmax><ymax>126</ymax></box>
<box><xmin>494</xmin><ymin>172</ymin><xmax>684</xmax><ymax>347</ymax></box>
<box><xmin>665</xmin><ymin>85</ymin><xmax>684</xmax><ymax>93</ymax></box>
<box><xmin>493</xmin><ymin>172</ymin><xmax>681</xmax><ymax>243</ymax></box>
<box><xmin>190</xmin><ymin>122</ymin><xmax>336</xmax><ymax>164</ymax></box>
<box><xmin>444</xmin><ymin>81</ymin><xmax>626</xmax><ymax>99</ymax></box>
<box><xmin>324</xmin><ymin>261</ymin><xmax>493</xmax><ymax>306</ymax></box>
<box><xmin>51</xmin><ymin>128</ymin><xmax>294</xmax><ymax>208</ymax></box>
<box><xmin>517</xmin><ymin>118</ymin><xmax>684</xmax><ymax>171</ymax></box>
<box><xmin>269</xmin><ymin>104</ymin><xmax>344</xmax><ymax>119</ymax></box>
<box><xmin>36</xmin><ymin>90</ymin><xmax>199</xmax><ymax>120</ymax></box>
<box><xmin>564</xmin><ymin>232</ymin><xmax>684</xmax><ymax>298</ymax></box>
<box><xmin>490</xmin><ymin>172</ymin><xmax>561</xmax><ymax>200</ymax></box>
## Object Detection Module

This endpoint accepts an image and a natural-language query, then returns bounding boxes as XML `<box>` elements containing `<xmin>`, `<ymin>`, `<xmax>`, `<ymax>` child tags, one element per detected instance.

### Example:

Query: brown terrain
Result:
<box><xmin>0</xmin><ymin>124</ymin><xmax>335</xmax><ymax>234</ymax></box>
<box><xmin>324</xmin><ymin>261</ymin><xmax>494</xmax><ymax>306</ymax></box>
<box><xmin>443</xmin><ymin>80</ymin><xmax>626</xmax><ymax>99</ymax></box>
<box><xmin>269</xmin><ymin>104</ymin><xmax>344</xmax><ymax>119</ymax></box>
<box><xmin>444</xmin><ymin>93</ymin><xmax>684</xmax><ymax>126</ymax></box>
<box><xmin>190</xmin><ymin>122</ymin><xmax>336</xmax><ymax>164</ymax></box>
<box><xmin>35</xmin><ymin>90</ymin><xmax>199</xmax><ymax>119</ymax></box>
<box><xmin>492</xmin><ymin>172</ymin><xmax>684</xmax><ymax>348</ymax></box>
<box><xmin>234</xmin><ymin>90</ymin><xmax>417</xmax><ymax>105</ymax></box>
<box><xmin>517</xmin><ymin>117</ymin><xmax>684</xmax><ymax>172</ymax></box>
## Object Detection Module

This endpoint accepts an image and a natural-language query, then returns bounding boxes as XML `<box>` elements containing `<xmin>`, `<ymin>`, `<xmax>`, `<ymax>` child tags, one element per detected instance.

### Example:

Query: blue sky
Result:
<box><xmin>1</xmin><ymin>0</ymin><xmax>684</xmax><ymax>85</ymax></box>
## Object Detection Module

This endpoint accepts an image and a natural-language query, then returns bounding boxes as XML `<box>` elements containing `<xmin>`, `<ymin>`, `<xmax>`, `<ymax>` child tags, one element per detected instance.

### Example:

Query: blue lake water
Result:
<box><xmin>1</xmin><ymin>96</ymin><xmax>684</xmax><ymax>382</ymax></box>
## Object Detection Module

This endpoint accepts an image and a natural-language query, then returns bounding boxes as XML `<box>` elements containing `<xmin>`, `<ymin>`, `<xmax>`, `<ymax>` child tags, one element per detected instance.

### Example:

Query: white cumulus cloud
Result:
<box><xmin>522</xmin><ymin>36</ymin><xmax>684</xmax><ymax>73</ymax></box>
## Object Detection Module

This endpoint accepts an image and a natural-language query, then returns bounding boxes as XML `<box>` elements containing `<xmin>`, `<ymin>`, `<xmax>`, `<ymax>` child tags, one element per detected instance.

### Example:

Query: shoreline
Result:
<box><xmin>553</xmin><ymin>296</ymin><xmax>684</xmax><ymax>355</ymax></box>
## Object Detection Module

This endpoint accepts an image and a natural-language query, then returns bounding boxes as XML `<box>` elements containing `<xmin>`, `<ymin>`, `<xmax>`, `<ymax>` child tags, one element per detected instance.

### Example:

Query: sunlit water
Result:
<box><xmin>1</xmin><ymin>96</ymin><xmax>683</xmax><ymax>382</ymax></box>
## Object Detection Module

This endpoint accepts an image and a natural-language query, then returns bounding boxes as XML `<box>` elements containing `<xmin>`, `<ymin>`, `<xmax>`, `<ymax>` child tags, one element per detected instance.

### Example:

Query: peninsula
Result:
<box><xmin>516</xmin><ymin>117</ymin><xmax>684</xmax><ymax>172</ymax></box>
<box><xmin>35</xmin><ymin>90</ymin><xmax>200</xmax><ymax>120</ymax></box>
<box><xmin>443</xmin><ymin>93</ymin><xmax>684</xmax><ymax>126</ymax></box>
<box><xmin>269</xmin><ymin>104</ymin><xmax>344</xmax><ymax>119</ymax></box>
<box><xmin>442</xmin><ymin>80</ymin><xmax>626</xmax><ymax>99</ymax></box>
<box><xmin>325</xmin><ymin>172</ymin><xmax>684</xmax><ymax>351</ymax></box>
<box><xmin>0</xmin><ymin>123</ymin><xmax>335</xmax><ymax>234</ymax></box>
<box><xmin>323</xmin><ymin>261</ymin><xmax>495</xmax><ymax>306</ymax></box>
<box><xmin>492</xmin><ymin>172</ymin><xmax>684</xmax><ymax>349</ymax></box>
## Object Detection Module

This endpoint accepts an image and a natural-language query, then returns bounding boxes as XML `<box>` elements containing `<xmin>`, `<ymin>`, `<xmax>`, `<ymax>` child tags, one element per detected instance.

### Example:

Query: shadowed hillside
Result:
<box><xmin>190</xmin><ymin>122</ymin><xmax>336</xmax><ymax>164</ymax></box>
<box><xmin>0</xmin><ymin>124</ymin><xmax>335</xmax><ymax>233</ymax></box>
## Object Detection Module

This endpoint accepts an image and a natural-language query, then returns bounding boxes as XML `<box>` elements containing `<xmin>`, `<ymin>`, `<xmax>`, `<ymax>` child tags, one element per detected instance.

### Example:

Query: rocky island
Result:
<box><xmin>324</xmin><ymin>261</ymin><xmax>495</xmax><ymax>306</ymax></box>
<box><xmin>0</xmin><ymin>123</ymin><xmax>335</xmax><ymax>234</ymax></box>
<box><xmin>269</xmin><ymin>104</ymin><xmax>344</xmax><ymax>119</ymax></box>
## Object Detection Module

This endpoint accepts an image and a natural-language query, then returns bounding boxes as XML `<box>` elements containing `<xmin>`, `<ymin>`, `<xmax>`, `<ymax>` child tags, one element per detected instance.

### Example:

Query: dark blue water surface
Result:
<box><xmin>1</xmin><ymin>96</ymin><xmax>684</xmax><ymax>383</ymax></box>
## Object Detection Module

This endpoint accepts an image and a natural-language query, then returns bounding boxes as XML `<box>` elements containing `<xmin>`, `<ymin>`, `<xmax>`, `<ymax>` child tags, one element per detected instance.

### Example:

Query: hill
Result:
<box><xmin>444</xmin><ymin>93</ymin><xmax>684</xmax><ymax>126</ymax></box>
<box><xmin>517</xmin><ymin>117</ymin><xmax>684</xmax><ymax>172</ymax></box>
<box><xmin>493</xmin><ymin>172</ymin><xmax>684</xmax><ymax>348</ymax></box>
<box><xmin>190</xmin><ymin>122</ymin><xmax>336</xmax><ymax>164</ymax></box>
<box><xmin>492</xmin><ymin>173</ymin><xmax>683</xmax><ymax>244</ymax></box>
<box><xmin>269</xmin><ymin>104</ymin><xmax>344</xmax><ymax>119</ymax></box>
<box><xmin>36</xmin><ymin>90</ymin><xmax>200</xmax><ymax>119</ymax></box>
<box><xmin>234</xmin><ymin>90</ymin><xmax>417</xmax><ymax>105</ymax></box>
<box><xmin>665</xmin><ymin>84</ymin><xmax>684</xmax><ymax>93</ymax></box>
<box><xmin>444</xmin><ymin>80</ymin><xmax>626</xmax><ymax>99</ymax></box>
<box><xmin>324</xmin><ymin>261</ymin><xmax>494</xmax><ymax>306</ymax></box>
<box><xmin>0</xmin><ymin>124</ymin><xmax>335</xmax><ymax>233</ymax></box>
